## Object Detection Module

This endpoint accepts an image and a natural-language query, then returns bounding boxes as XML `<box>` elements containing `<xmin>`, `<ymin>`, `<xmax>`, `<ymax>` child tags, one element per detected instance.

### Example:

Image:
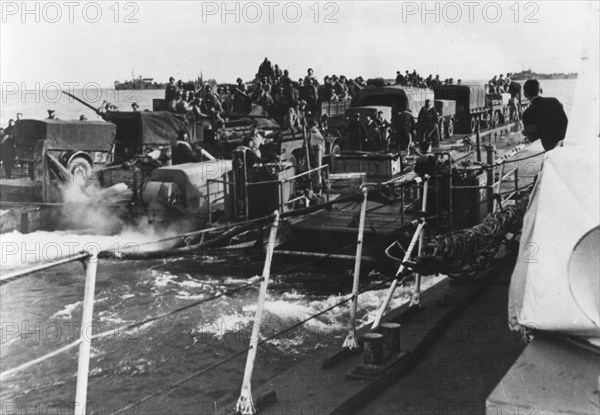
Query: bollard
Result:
<box><xmin>380</xmin><ymin>322</ymin><xmax>401</xmax><ymax>354</ymax></box>
<box><xmin>362</xmin><ymin>333</ymin><xmax>384</xmax><ymax>365</ymax></box>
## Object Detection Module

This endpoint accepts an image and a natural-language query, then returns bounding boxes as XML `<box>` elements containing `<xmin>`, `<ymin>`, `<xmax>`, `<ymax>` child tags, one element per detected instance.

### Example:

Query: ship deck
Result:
<box><xmin>286</xmin><ymin>121</ymin><xmax>542</xmax><ymax>258</ymax></box>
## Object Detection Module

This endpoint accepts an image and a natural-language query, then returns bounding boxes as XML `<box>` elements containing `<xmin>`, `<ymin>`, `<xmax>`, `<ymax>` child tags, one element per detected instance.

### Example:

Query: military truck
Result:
<box><xmin>357</xmin><ymin>85</ymin><xmax>434</xmax><ymax>115</ymax></box>
<box><xmin>1</xmin><ymin>119</ymin><xmax>116</xmax><ymax>203</ymax></box>
<box><xmin>433</xmin><ymin>84</ymin><xmax>488</xmax><ymax>133</ymax></box>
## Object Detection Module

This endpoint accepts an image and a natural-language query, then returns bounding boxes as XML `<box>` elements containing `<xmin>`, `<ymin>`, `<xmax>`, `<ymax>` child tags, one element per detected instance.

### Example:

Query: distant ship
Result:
<box><xmin>510</xmin><ymin>69</ymin><xmax>578</xmax><ymax>81</ymax></box>
<box><xmin>114</xmin><ymin>75</ymin><xmax>167</xmax><ymax>90</ymax></box>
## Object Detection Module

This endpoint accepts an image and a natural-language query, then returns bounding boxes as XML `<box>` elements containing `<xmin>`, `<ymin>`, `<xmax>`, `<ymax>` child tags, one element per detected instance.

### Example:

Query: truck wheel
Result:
<box><xmin>484</xmin><ymin>113</ymin><xmax>491</xmax><ymax>129</ymax></box>
<box><xmin>67</xmin><ymin>157</ymin><xmax>93</xmax><ymax>182</ymax></box>
<box><xmin>446</xmin><ymin>118</ymin><xmax>454</xmax><ymax>138</ymax></box>
<box><xmin>438</xmin><ymin>120</ymin><xmax>445</xmax><ymax>141</ymax></box>
<box><xmin>469</xmin><ymin>116</ymin><xmax>476</xmax><ymax>132</ymax></box>
<box><xmin>327</xmin><ymin>143</ymin><xmax>341</xmax><ymax>165</ymax></box>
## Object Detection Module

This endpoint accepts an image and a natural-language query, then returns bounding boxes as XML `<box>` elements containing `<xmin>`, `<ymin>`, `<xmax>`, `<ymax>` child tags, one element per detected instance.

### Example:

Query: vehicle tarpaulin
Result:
<box><xmin>105</xmin><ymin>111</ymin><xmax>186</xmax><ymax>147</ymax></box>
<box><xmin>433</xmin><ymin>85</ymin><xmax>487</xmax><ymax>113</ymax></box>
<box><xmin>16</xmin><ymin>119</ymin><xmax>115</xmax><ymax>156</ymax></box>
<box><xmin>508</xmin><ymin>138</ymin><xmax>600</xmax><ymax>345</ymax></box>
<box><xmin>357</xmin><ymin>86</ymin><xmax>434</xmax><ymax>115</ymax></box>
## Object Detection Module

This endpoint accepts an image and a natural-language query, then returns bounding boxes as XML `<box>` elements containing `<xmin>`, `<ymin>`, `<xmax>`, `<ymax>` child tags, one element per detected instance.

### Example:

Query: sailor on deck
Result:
<box><xmin>522</xmin><ymin>79</ymin><xmax>568</xmax><ymax>151</ymax></box>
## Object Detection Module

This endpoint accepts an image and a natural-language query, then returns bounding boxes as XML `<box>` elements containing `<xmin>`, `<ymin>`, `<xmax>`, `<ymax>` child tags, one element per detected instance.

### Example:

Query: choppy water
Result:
<box><xmin>0</xmin><ymin>230</ymin><xmax>445</xmax><ymax>414</ymax></box>
<box><xmin>0</xmin><ymin>78</ymin><xmax>576</xmax><ymax>413</ymax></box>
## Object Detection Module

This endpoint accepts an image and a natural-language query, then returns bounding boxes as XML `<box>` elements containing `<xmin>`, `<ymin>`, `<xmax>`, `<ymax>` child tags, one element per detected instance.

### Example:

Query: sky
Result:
<box><xmin>0</xmin><ymin>0</ymin><xmax>596</xmax><ymax>87</ymax></box>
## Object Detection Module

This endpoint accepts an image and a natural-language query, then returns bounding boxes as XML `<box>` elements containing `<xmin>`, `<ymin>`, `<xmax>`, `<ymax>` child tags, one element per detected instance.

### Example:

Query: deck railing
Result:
<box><xmin>0</xmin><ymin>251</ymin><xmax>98</xmax><ymax>415</ymax></box>
<box><xmin>207</xmin><ymin>162</ymin><xmax>330</xmax><ymax>223</ymax></box>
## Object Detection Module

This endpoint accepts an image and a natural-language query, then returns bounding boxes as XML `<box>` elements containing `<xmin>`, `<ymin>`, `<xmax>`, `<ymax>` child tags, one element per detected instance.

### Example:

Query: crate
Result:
<box><xmin>327</xmin><ymin>172</ymin><xmax>366</xmax><ymax>194</ymax></box>
<box><xmin>332</xmin><ymin>154</ymin><xmax>402</xmax><ymax>180</ymax></box>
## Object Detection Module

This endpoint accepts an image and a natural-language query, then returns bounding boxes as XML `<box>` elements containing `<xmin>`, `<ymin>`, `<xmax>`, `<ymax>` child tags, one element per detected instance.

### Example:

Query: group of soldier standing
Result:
<box><xmin>345</xmin><ymin>99</ymin><xmax>439</xmax><ymax>154</ymax></box>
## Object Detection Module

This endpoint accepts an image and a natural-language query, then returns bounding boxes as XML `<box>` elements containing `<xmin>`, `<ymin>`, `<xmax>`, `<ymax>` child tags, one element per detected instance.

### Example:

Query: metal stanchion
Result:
<box><xmin>343</xmin><ymin>187</ymin><xmax>369</xmax><ymax>349</ymax></box>
<box><xmin>410</xmin><ymin>227</ymin><xmax>425</xmax><ymax>307</ymax></box>
<box><xmin>74</xmin><ymin>252</ymin><xmax>98</xmax><ymax>415</ymax></box>
<box><xmin>372</xmin><ymin>177</ymin><xmax>429</xmax><ymax>330</ymax></box>
<box><xmin>476</xmin><ymin>119</ymin><xmax>482</xmax><ymax>162</ymax></box>
<box><xmin>235</xmin><ymin>211</ymin><xmax>280</xmax><ymax>415</ymax></box>
<box><xmin>486</xmin><ymin>145</ymin><xmax>496</xmax><ymax>214</ymax></box>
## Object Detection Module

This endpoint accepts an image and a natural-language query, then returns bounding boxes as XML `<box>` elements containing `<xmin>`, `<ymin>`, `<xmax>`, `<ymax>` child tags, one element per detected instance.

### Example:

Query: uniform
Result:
<box><xmin>522</xmin><ymin>96</ymin><xmax>568</xmax><ymax>151</ymax></box>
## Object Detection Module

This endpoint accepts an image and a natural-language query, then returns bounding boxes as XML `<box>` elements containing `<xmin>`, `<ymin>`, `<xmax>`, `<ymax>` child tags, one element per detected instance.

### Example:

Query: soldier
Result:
<box><xmin>348</xmin><ymin>113</ymin><xmax>366</xmax><ymax>151</ymax></box>
<box><xmin>395</xmin><ymin>71</ymin><xmax>404</xmax><ymax>85</ymax></box>
<box><xmin>0</xmin><ymin>126</ymin><xmax>16</xmax><ymax>176</ymax></box>
<box><xmin>236</xmin><ymin>78</ymin><xmax>247</xmax><ymax>93</ymax></box>
<box><xmin>296</xmin><ymin>100</ymin><xmax>308</xmax><ymax>128</ymax></box>
<box><xmin>392</xmin><ymin>109</ymin><xmax>416</xmax><ymax>152</ymax></box>
<box><xmin>375</xmin><ymin>111</ymin><xmax>391</xmax><ymax>148</ymax></box>
<box><xmin>171</xmin><ymin>132</ymin><xmax>201</xmax><ymax>165</ymax></box>
<box><xmin>417</xmin><ymin>99</ymin><xmax>439</xmax><ymax>152</ymax></box>
<box><xmin>273</xmin><ymin>64</ymin><xmax>283</xmax><ymax>80</ymax></box>
<box><xmin>304</xmin><ymin>68</ymin><xmax>316</xmax><ymax>85</ymax></box>
<box><xmin>334</xmin><ymin>76</ymin><xmax>349</xmax><ymax>100</ymax></box>
<box><xmin>165</xmin><ymin>77</ymin><xmax>178</xmax><ymax>101</ymax></box>
<box><xmin>364</xmin><ymin>114</ymin><xmax>382</xmax><ymax>151</ymax></box>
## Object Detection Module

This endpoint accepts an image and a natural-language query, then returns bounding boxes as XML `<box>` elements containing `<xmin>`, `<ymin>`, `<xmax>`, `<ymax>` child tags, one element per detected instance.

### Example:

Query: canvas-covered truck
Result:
<box><xmin>1</xmin><ymin>119</ymin><xmax>116</xmax><ymax>203</ymax></box>
<box><xmin>103</xmin><ymin>111</ymin><xmax>186</xmax><ymax>164</ymax></box>
<box><xmin>357</xmin><ymin>85</ymin><xmax>434</xmax><ymax>115</ymax></box>
<box><xmin>433</xmin><ymin>84</ymin><xmax>488</xmax><ymax>133</ymax></box>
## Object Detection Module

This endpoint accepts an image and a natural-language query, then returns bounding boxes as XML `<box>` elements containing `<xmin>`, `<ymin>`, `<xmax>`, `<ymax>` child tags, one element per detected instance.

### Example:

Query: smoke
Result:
<box><xmin>58</xmin><ymin>175</ymin><xmax>130</xmax><ymax>234</ymax></box>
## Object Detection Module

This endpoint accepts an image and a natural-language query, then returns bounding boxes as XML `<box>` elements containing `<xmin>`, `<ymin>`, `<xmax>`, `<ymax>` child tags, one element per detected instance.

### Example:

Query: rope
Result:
<box><xmin>404</xmin><ymin>191</ymin><xmax>531</xmax><ymax>278</ymax></box>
